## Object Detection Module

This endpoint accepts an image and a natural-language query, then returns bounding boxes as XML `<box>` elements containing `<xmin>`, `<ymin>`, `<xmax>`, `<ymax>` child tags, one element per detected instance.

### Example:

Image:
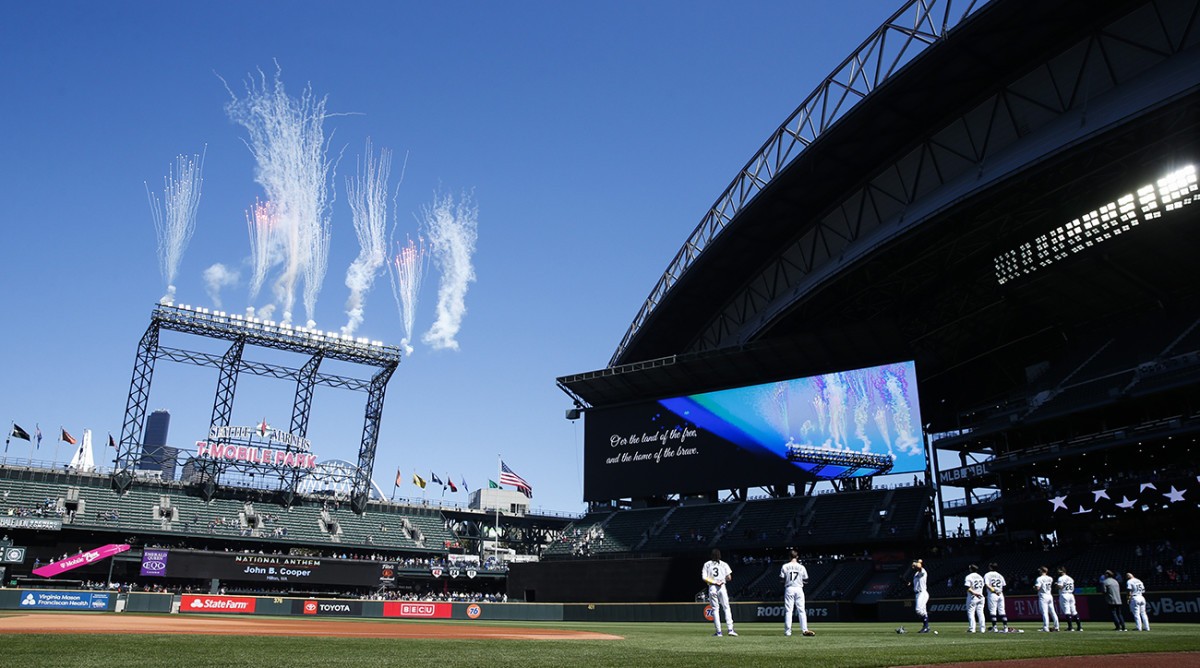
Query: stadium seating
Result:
<box><xmin>639</xmin><ymin>502</ymin><xmax>738</xmax><ymax>552</ymax></box>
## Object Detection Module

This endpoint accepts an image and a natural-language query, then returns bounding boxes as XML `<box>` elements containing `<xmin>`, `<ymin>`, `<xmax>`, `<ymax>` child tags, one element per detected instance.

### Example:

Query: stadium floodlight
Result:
<box><xmin>995</xmin><ymin>164</ymin><xmax>1197</xmax><ymax>285</ymax></box>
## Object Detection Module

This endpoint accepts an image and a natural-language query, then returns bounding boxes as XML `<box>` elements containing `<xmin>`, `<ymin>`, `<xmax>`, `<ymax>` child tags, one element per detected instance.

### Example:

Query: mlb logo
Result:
<box><xmin>303</xmin><ymin>600</ymin><xmax>318</xmax><ymax>615</ymax></box>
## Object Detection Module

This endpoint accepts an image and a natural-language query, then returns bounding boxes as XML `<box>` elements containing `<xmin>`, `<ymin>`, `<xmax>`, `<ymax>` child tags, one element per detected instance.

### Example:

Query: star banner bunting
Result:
<box><xmin>1047</xmin><ymin>476</ymin><xmax>1197</xmax><ymax>515</ymax></box>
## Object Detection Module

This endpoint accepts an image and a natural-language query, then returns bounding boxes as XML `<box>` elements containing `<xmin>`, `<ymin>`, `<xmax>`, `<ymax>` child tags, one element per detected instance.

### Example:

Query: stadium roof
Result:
<box><xmin>562</xmin><ymin>0</ymin><xmax>1200</xmax><ymax>430</ymax></box>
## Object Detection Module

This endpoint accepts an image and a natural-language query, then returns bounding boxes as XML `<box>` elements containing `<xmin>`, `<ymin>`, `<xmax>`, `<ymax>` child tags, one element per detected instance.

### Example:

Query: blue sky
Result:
<box><xmin>0</xmin><ymin>1</ymin><xmax>900</xmax><ymax>513</ymax></box>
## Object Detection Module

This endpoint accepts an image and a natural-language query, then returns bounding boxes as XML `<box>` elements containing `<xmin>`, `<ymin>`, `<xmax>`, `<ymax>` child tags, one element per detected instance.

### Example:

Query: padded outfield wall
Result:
<box><xmin>2</xmin><ymin>590</ymin><xmax>1198</xmax><ymax>623</ymax></box>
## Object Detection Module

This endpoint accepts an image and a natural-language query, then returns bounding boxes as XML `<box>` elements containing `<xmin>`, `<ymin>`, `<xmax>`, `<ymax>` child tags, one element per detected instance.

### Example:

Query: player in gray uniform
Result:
<box><xmin>1056</xmin><ymin>567</ymin><xmax>1080</xmax><ymax>631</ymax></box>
<box><xmin>983</xmin><ymin>562</ymin><xmax>1009</xmax><ymax>632</ymax></box>
<box><xmin>780</xmin><ymin>549</ymin><xmax>815</xmax><ymax>637</ymax></box>
<box><xmin>964</xmin><ymin>564</ymin><xmax>986</xmax><ymax>633</ymax></box>
<box><xmin>702</xmin><ymin>549</ymin><xmax>737</xmax><ymax>637</ymax></box>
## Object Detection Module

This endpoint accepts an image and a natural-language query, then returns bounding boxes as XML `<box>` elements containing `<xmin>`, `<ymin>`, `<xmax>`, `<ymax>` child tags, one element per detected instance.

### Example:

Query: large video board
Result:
<box><xmin>583</xmin><ymin>361</ymin><xmax>924</xmax><ymax>501</ymax></box>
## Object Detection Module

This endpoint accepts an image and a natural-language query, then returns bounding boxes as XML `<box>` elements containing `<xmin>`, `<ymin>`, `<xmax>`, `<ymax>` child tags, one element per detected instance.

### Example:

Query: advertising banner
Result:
<box><xmin>584</xmin><ymin>361</ymin><xmax>924</xmax><ymax>500</ymax></box>
<box><xmin>140</xmin><ymin>549</ymin><xmax>169</xmax><ymax>577</ymax></box>
<box><xmin>18</xmin><ymin>591</ymin><xmax>110</xmax><ymax>611</ymax></box>
<box><xmin>384</xmin><ymin>601</ymin><xmax>453</xmax><ymax>619</ymax></box>
<box><xmin>179</xmin><ymin>595</ymin><xmax>257</xmax><ymax>614</ymax></box>
<box><xmin>32</xmin><ymin>544</ymin><xmax>130</xmax><ymax>578</ymax></box>
<box><xmin>0</xmin><ymin>517</ymin><xmax>62</xmax><ymax>531</ymax></box>
<box><xmin>293</xmin><ymin>599</ymin><xmax>364</xmax><ymax>616</ymax></box>
<box><xmin>162</xmin><ymin>551</ymin><xmax>383</xmax><ymax>587</ymax></box>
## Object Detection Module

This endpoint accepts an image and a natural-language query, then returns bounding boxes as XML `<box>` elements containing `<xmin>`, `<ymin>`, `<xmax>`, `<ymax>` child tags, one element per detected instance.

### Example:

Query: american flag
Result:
<box><xmin>499</xmin><ymin>461</ymin><xmax>532</xmax><ymax>497</ymax></box>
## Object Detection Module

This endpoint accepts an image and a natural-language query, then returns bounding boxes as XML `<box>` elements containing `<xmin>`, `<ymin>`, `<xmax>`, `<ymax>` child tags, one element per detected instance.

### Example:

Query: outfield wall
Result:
<box><xmin>878</xmin><ymin>592</ymin><xmax>1200</xmax><ymax>624</ymax></box>
<box><xmin>2</xmin><ymin>590</ymin><xmax>1198</xmax><ymax>623</ymax></box>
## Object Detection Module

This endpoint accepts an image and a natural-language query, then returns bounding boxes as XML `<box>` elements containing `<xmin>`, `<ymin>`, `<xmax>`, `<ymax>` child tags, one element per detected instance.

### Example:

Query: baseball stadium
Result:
<box><xmin>4</xmin><ymin>0</ymin><xmax>1200</xmax><ymax>665</ymax></box>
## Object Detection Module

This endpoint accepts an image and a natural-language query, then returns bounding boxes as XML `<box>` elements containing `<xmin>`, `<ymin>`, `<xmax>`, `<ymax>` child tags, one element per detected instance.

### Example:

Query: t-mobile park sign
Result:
<box><xmin>195</xmin><ymin>422</ymin><xmax>318</xmax><ymax>470</ymax></box>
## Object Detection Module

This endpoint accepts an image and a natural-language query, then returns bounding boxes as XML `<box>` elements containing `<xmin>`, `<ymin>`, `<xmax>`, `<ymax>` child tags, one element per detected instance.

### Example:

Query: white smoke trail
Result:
<box><xmin>203</xmin><ymin>263</ymin><xmax>240</xmax><ymax>308</ymax></box>
<box><xmin>224</xmin><ymin>64</ymin><xmax>334</xmax><ymax>327</ymax></box>
<box><xmin>146</xmin><ymin>150</ymin><xmax>205</xmax><ymax>304</ymax></box>
<box><xmin>388</xmin><ymin>237</ymin><xmax>427</xmax><ymax>355</ymax></box>
<box><xmin>421</xmin><ymin>191</ymin><xmax>478</xmax><ymax>351</ymax></box>
<box><xmin>303</xmin><ymin>217</ymin><xmax>331</xmax><ymax>329</ymax></box>
<box><xmin>342</xmin><ymin>140</ymin><xmax>392</xmax><ymax>335</ymax></box>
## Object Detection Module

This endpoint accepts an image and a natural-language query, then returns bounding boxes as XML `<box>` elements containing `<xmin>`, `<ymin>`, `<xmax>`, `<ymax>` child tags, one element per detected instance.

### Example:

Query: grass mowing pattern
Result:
<box><xmin>2</xmin><ymin>621</ymin><xmax>1198</xmax><ymax>667</ymax></box>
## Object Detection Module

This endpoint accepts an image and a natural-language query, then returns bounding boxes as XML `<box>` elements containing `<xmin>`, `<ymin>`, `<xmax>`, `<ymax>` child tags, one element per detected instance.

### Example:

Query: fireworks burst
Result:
<box><xmin>342</xmin><ymin>139</ymin><xmax>392</xmax><ymax>335</ymax></box>
<box><xmin>147</xmin><ymin>150</ymin><xmax>205</xmax><ymax>304</ymax></box>
<box><xmin>388</xmin><ymin>237</ymin><xmax>427</xmax><ymax>355</ymax></box>
<box><xmin>224</xmin><ymin>63</ymin><xmax>334</xmax><ymax>327</ymax></box>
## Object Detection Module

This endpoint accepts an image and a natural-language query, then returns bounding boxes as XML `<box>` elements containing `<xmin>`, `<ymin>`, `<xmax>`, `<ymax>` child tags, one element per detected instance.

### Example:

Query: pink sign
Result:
<box><xmin>33</xmin><ymin>544</ymin><xmax>131</xmax><ymax>578</ymax></box>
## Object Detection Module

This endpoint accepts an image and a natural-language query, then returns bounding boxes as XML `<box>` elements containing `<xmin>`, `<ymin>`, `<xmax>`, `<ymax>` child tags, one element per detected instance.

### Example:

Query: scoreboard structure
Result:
<box><xmin>114</xmin><ymin>304</ymin><xmax>401</xmax><ymax>513</ymax></box>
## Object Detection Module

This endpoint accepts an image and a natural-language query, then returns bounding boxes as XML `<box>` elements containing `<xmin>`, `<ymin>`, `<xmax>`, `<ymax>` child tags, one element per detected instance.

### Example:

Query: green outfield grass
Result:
<box><xmin>2</xmin><ymin>619</ymin><xmax>1199</xmax><ymax>668</ymax></box>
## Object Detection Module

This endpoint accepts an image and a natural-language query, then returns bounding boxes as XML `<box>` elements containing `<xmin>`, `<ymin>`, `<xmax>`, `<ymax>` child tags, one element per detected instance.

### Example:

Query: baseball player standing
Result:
<box><xmin>964</xmin><ymin>564</ymin><xmax>986</xmax><ymax>633</ymax></box>
<box><xmin>780</xmin><ymin>549</ymin><xmax>815</xmax><ymax>637</ymax></box>
<box><xmin>1126</xmin><ymin>572</ymin><xmax>1149</xmax><ymax>631</ymax></box>
<box><xmin>1056</xmin><ymin>567</ymin><xmax>1080</xmax><ymax>631</ymax></box>
<box><xmin>702</xmin><ymin>549</ymin><xmax>737</xmax><ymax>637</ymax></box>
<box><xmin>911</xmin><ymin>558</ymin><xmax>931</xmax><ymax>633</ymax></box>
<box><xmin>983</xmin><ymin>562</ymin><xmax>1009</xmax><ymax>632</ymax></box>
<box><xmin>1034</xmin><ymin>566</ymin><xmax>1060</xmax><ymax>632</ymax></box>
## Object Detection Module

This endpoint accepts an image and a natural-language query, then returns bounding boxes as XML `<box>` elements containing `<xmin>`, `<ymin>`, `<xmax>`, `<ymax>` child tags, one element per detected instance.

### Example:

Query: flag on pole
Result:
<box><xmin>35</xmin><ymin>424</ymin><xmax>42</xmax><ymax>448</ymax></box>
<box><xmin>488</xmin><ymin>479</ymin><xmax>500</xmax><ymax>489</ymax></box>
<box><xmin>462</xmin><ymin>477</ymin><xmax>470</xmax><ymax>493</ymax></box>
<box><xmin>431</xmin><ymin>472</ymin><xmax>443</xmax><ymax>486</ymax></box>
<box><xmin>447</xmin><ymin>476</ymin><xmax>458</xmax><ymax>493</ymax></box>
<box><xmin>61</xmin><ymin>428</ymin><xmax>77</xmax><ymax>445</ymax></box>
<box><xmin>500</xmin><ymin>460</ymin><xmax>533</xmax><ymax>498</ymax></box>
<box><xmin>413</xmin><ymin>473</ymin><xmax>427</xmax><ymax>489</ymax></box>
<box><xmin>10</xmin><ymin>424</ymin><xmax>31</xmax><ymax>441</ymax></box>
<box><xmin>395</xmin><ymin>468</ymin><xmax>403</xmax><ymax>487</ymax></box>
<box><xmin>108</xmin><ymin>434</ymin><xmax>117</xmax><ymax>448</ymax></box>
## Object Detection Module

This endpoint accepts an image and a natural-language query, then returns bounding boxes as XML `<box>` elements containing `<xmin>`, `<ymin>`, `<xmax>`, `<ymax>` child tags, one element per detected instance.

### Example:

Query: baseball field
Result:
<box><xmin>2</xmin><ymin>613</ymin><xmax>1200</xmax><ymax>667</ymax></box>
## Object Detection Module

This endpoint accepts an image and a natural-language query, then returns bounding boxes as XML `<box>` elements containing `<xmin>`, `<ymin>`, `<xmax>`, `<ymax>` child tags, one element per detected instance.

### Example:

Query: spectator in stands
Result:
<box><xmin>1102</xmin><ymin>570</ymin><xmax>1127</xmax><ymax>631</ymax></box>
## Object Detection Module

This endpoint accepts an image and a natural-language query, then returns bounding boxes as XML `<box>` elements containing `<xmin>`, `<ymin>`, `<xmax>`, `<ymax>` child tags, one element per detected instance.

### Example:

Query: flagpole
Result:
<box><xmin>54</xmin><ymin>427</ymin><xmax>62</xmax><ymax>470</ymax></box>
<box><xmin>494</xmin><ymin>454</ymin><xmax>502</xmax><ymax>560</ymax></box>
<box><xmin>27</xmin><ymin>424</ymin><xmax>37</xmax><ymax>466</ymax></box>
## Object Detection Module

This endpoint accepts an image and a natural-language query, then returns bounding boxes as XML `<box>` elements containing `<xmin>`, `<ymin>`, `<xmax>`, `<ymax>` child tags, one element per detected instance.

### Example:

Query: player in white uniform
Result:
<box><xmin>911</xmin><ymin>558</ymin><xmax>931</xmax><ymax>633</ymax></box>
<box><xmin>1125</xmin><ymin>572</ymin><xmax>1149</xmax><ymax>631</ymax></box>
<box><xmin>983</xmin><ymin>562</ymin><xmax>1009</xmax><ymax>632</ymax></box>
<box><xmin>964</xmin><ymin>564</ymin><xmax>986</xmax><ymax>633</ymax></box>
<box><xmin>1034</xmin><ymin>566</ymin><xmax>1060</xmax><ymax>632</ymax></box>
<box><xmin>702</xmin><ymin>549</ymin><xmax>737</xmax><ymax>636</ymax></box>
<box><xmin>1056</xmin><ymin>567</ymin><xmax>1080</xmax><ymax>631</ymax></box>
<box><xmin>780</xmin><ymin>549</ymin><xmax>815</xmax><ymax>636</ymax></box>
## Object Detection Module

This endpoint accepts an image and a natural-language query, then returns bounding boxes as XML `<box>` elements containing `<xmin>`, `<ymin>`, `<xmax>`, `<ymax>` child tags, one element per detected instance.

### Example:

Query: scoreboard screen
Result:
<box><xmin>583</xmin><ymin>361</ymin><xmax>925</xmax><ymax>501</ymax></box>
